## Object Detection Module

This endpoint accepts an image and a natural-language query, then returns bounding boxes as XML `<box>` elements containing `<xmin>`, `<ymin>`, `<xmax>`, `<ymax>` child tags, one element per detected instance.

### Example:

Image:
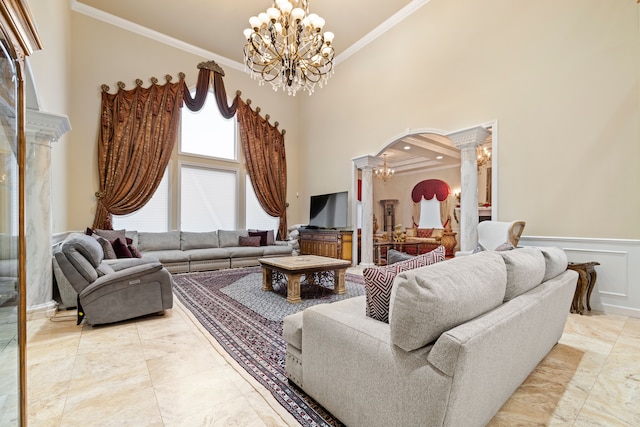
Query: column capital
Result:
<box><xmin>25</xmin><ymin>109</ymin><xmax>71</xmax><ymax>143</ymax></box>
<box><xmin>447</xmin><ymin>126</ymin><xmax>491</xmax><ymax>150</ymax></box>
<box><xmin>352</xmin><ymin>155</ymin><xmax>382</xmax><ymax>170</ymax></box>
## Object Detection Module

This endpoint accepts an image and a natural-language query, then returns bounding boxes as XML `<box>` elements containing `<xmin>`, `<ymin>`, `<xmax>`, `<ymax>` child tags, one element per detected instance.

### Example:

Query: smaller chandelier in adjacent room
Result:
<box><xmin>243</xmin><ymin>0</ymin><xmax>335</xmax><ymax>96</ymax></box>
<box><xmin>477</xmin><ymin>145</ymin><xmax>491</xmax><ymax>167</ymax></box>
<box><xmin>375</xmin><ymin>154</ymin><xmax>394</xmax><ymax>182</ymax></box>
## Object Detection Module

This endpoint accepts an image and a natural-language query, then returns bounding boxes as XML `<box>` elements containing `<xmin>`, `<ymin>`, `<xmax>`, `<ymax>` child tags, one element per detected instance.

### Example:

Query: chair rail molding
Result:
<box><xmin>520</xmin><ymin>235</ymin><xmax>640</xmax><ymax>318</ymax></box>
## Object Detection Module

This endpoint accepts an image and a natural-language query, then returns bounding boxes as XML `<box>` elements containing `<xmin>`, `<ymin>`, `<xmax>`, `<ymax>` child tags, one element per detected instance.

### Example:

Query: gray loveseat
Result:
<box><xmin>126</xmin><ymin>229</ymin><xmax>294</xmax><ymax>274</ymax></box>
<box><xmin>283</xmin><ymin>247</ymin><xmax>577</xmax><ymax>427</ymax></box>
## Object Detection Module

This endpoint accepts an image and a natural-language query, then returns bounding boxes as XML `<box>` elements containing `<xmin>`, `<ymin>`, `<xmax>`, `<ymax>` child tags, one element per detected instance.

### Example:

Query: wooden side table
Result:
<box><xmin>566</xmin><ymin>261</ymin><xmax>600</xmax><ymax>315</ymax></box>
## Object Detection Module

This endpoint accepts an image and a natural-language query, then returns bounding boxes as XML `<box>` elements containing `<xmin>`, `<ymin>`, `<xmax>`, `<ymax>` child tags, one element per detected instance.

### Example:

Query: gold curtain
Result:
<box><xmin>92</xmin><ymin>76</ymin><xmax>184</xmax><ymax>229</ymax></box>
<box><xmin>237</xmin><ymin>99</ymin><xmax>288</xmax><ymax>240</ymax></box>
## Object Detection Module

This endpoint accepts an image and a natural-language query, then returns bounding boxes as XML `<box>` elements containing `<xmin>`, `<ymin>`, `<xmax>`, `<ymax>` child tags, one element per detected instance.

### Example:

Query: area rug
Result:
<box><xmin>172</xmin><ymin>266</ymin><xmax>365</xmax><ymax>427</ymax></box>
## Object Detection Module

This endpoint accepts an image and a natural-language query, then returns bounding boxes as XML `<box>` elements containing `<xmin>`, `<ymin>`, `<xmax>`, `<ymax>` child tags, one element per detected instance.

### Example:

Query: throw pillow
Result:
<box><xmin>91</xmin><ymin>235</ymin><xmax>117</xmax><ymax>259</ymax></box>
<box><xmin>128</xmin><ymin>244</ymin><xmax>142</xmax><ymax>258</ymax></box>
<box><xmin>95</xmin><ymin>228</ymin><xmax>127</xmax><ymax>243</ymax></box>
<box><xmin>387</xmin><ymin>249</ymin><xmax>414</xmax><ymax>265</ymax></box>
<box><xmin>472</xmin><ymin>243</ymin><xmax>485</xmax><ymax>253</ymax></box>
<box><xmin>249</xmin><ymin>230</ymin><xmax>268</xmax><ymax>246</ymax></box>
<box><xmin>111</xmin><ymin>237</ymin><xmax>133</xmax><ymax>258</ymax></box>
<box><xmin>363</xmin><ymin>245</ymin><xmax>446</xmax><ymax>323</ymax></box>
<box><xmin>265</xmin><ymin>230</ymin><xmax>275</xmax><ymax>245</ymax></box>
<box><xmin>239</xmin><ymin>235</ymin><xmax>261</xmax><ymax>247</ymax></box>
<box><xmin>417</xmin><ymin>228</ymin><xmax>434</xmax><ymax>238</ymax></box>
<box><xmin>495</xmin><ymin>241</ymin><xmax>515</xmax><ymax>251</ymax></box>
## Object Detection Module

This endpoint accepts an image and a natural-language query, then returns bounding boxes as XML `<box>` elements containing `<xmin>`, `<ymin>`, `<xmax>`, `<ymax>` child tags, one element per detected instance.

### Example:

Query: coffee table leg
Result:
<box><xmin>286</xmin><ymin>272</ymin><xmax>302</xmax><ymax>304</ymax></box>
<box><xmin>262</xmin><ymin>267</ymin><xmax>273</xmax><ymax>291</ymax></box>
<box><xmin>333</xmin><ymin>269</ymin><xmax>346</xmax><ymax>295</ymax></box>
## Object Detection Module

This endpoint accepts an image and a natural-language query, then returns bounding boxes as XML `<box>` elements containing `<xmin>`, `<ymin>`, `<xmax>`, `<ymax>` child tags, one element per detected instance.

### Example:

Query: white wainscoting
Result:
<box><xmin>520</xmin><ymin>236</ymin><xmax>640</xmax><ymax>318</ymax></box>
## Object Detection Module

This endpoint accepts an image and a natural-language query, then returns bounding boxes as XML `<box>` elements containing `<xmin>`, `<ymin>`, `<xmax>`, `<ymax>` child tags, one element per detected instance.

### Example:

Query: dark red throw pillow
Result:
<box><xmin>248</xmin><ymin>230</ymin><xmax>268</xmax><ymax>246</ymax></box>
<box><xmin>239</xmin><ymin>236</ymin><xmax>261</xmax><ymax>247</ymax></box>
<box><xmin>111</xmin><ymin>238</ymin><xmax>133</xmax><ymax>258</ymax></box>
<box><xmin>128</xmin><ymin>244</ymin><xmax>142</xmax><ymax>258</ymax></box>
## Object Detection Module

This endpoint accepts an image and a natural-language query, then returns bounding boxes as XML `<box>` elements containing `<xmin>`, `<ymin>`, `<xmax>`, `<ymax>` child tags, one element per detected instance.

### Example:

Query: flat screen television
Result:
<box><xmin>309</xmin><ymin>191</ymin><xmax>348</xmax><ymax>229</ymax></box>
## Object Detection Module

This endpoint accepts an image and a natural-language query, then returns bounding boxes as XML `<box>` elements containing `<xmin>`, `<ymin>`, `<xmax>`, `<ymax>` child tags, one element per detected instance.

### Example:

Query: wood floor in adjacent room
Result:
<box><xmin>26</xmin><ymin>272</ymin><xmax>640</xmax><ymax>426</ymax></box>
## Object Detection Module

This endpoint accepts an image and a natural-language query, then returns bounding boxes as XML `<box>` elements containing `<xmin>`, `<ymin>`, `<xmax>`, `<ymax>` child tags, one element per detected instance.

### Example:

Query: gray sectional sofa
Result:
<box><xmin>126</xmin><ymin>229</ymin><xmax>294</xmax><ymax>273</ymax></box>
<box><xmin>283</xmin><ymin>246</ymin><xmax>577</xmax><ymax>427</ymax></box>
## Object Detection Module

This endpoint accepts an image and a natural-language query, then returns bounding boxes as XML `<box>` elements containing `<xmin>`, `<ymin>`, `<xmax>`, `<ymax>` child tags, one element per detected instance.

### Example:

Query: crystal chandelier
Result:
<box><xmin>476</xmin><ymin>145</ymin><xmax>492</xmax><ymax>167</ymax></box>
<box><xmin>243</xmin><ymin>0</ymin><xmax>335</xmax><ymax>96</ymax></box>
<box><xmin>375</xmin><ymin>154</ymin><xmax>394</xmax><ymax>182</ymax></box>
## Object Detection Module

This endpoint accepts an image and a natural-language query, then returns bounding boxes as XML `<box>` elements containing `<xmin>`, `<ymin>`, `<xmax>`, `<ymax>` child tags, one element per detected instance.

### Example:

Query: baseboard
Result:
<box><xmin>27</xmin><ymin>300</ymin><xmax>58</xmax><ymax>320</ymax></box>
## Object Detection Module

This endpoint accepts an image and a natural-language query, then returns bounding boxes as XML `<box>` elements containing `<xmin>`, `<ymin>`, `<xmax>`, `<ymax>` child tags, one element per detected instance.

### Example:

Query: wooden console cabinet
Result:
<box><xmin>299</xmin><ymin>229</ymin><xmax>353</xmax><ymax>261</ymax></box>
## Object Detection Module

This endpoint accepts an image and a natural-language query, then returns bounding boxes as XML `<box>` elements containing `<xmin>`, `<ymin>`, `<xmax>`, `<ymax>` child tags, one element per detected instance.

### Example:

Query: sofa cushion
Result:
<box><xmin>387</xmin><ymin>249</ymin><xmax>413</xmax><ymax>265</ymax></box>
<box><xmin>262</xmin><ymin>245</ymin><xmax>293</xmax><ymax>256</ymax></box>
<box><xmin>141</xmin><ymin>249</ymin><xmax>189</xmax><ymax>263</ymax></box>
<box><xmin>283</xmin><ymin>311</ymin><xmax>304</xmax><ymax>350</ymax></box>
<box><xmin>499</xmin><ymin>247</ymin><xmax>546</xmax><ymax>302</ymax></box>
<box><xmin>185</xmin><ymin>248</ymin><xmax>231</xmax><ymax>261</ymax></box>
<box><xmin>137</xmin><ymin>231</ymin><xmax>180</xmax><ymax>251</ymax></box>
<box><xmin>218</xmin><ymin>230</ymin><xmax>248</xmax><ymax>247</ymax></box>
<box><xmin>390</xmin><ymin>251</ymin><xmax>506</xmax><ymax>352</ymax></box>
<box><xmin>363</xmin><ymin>246</ymin><xmax>445</xmax><ymax>323</ymax></box>
<box><xmin>180</xmin><ymin>231</ymin><xmax>218</xmax><ymax>250</ymax></box>
<box><xmin>227</xmin><ymin>246</ymin><xmax>265</xmax><ymax>258</ymax></box>
<box><xmin>538</xmin><ymin>246</ymin><xmax>568</xmax><ymax>282</ymax></box>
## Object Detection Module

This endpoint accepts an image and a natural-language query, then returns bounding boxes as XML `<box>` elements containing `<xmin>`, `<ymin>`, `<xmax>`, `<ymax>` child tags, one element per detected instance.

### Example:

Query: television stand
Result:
<box><xmin>299</xmin><ymin>229</ymin><xmax>352</xmax><ymax>262</ymax></box>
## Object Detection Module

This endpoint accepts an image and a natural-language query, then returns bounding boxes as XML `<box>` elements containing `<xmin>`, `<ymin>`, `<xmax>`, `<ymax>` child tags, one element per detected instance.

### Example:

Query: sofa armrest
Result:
<box><xmin>104</xmin><ymin>255</ymin><xmax>160</xmax><ymax>271</ymax></box>
<box><xmin>301</xmin><ymin>297</ymin><xmax>448</xmax><ymax>427</ymax></box>
<box><xmin>81</xmin><ymin>262</ymin><xmax>164</xmax><ymax>298</ymax></box>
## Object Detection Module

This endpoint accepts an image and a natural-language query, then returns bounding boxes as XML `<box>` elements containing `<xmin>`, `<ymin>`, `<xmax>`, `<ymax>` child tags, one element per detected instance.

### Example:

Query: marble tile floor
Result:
<box><xmin>26</xmin><ymin>293</ymin><xmax>640</xmax><ymax>426</ymax></box>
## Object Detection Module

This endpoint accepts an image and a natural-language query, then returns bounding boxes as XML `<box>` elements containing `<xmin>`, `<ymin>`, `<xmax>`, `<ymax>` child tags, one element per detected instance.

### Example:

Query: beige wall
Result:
<box><xmin>299</xmin><ymin>0</ymin><xmax>640</xmax><ymax>239</ymax></box>
<box><xmin>28</xmin><ymin>0</ymin><xmax>72</xmax><ymax>233</ymax></box>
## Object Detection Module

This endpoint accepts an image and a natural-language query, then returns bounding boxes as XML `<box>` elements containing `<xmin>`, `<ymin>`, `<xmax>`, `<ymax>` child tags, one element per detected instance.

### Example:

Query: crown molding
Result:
<box><xmin>70</xmin><ymin>0</ymin><xmax>429</xmax><ymax>74</ymax></box>
<box><xmin>70</xmin><ymin>0</ymin><xmax>244</xmax><ymax>73</ymax></box>
<box><xmin>335</xmin><ymin>0</ymin><xmax>432</xmax><ymax>65</ymax></box>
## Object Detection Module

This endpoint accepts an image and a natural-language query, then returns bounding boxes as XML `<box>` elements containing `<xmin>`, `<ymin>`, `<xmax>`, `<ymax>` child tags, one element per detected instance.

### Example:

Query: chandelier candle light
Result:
<box><xmin>243</xmin><ymin>0</ymin><xmax>335</xmax><ymax>96</ymax></box>
<box><xmin>375</xmin><ymin>154</ymin><xmax>394</xmax><ymax>182</ymax></box>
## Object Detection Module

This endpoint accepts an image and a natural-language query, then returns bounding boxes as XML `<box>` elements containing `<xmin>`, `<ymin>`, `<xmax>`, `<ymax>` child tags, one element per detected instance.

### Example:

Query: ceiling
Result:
<box><xmin>73</xmin><ymin>0</ymin><xmax>491</xmax><ymax>173</ymax></box>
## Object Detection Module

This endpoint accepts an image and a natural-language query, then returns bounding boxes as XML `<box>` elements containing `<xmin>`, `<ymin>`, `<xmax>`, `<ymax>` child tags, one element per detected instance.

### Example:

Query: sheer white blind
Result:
<box><xmin>112</xmin><ymin>172</ymin><xmax>169</xmax><ymax>232</ymax></box>
<box><xmin>245</xmin><ymin>176</ymin><xmax>278</xmax><ymax>233</ymax></box>
<box><xmin>181</xmin><ymin>166</ymin><xmax>236</xmax><ymax>231</ymax></box>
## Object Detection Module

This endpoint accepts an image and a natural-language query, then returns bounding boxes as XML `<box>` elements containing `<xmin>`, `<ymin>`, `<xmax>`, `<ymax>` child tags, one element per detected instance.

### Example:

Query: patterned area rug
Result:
<box><xmin>172</xmin><ymin>266</ymin><xmax>365</xmax><ymax>427</ymax></box>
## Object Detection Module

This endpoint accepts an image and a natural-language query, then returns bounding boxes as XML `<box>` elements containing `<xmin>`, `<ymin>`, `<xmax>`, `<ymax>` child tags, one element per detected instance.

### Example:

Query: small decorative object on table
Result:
<box><xmin>566</xmin><ymin>261</ymin><xmax>600</xmax><ymax>315</ymax></box>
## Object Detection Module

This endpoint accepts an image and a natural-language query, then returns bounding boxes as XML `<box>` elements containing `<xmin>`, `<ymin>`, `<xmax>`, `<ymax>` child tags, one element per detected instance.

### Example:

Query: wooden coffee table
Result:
<box><xmin>259</xmin><ymin>255</ymin><xmax>351</xmax><ymax>303</ymax></box>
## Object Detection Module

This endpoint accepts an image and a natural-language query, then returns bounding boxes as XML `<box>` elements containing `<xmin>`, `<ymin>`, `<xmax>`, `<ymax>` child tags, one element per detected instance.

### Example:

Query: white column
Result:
<box><xmin>353</xmin><ymin>155</ymin><xmax>382</xmax><ymax>267</ymax></box>
<box><xmin>448</xmin><ymin>127</ymin><xmax>491</xmax><ymax>252</ymax></box>
<box><xmin>25</xmin><ymin>110</ymin><xmax>71</xmax><ymax>316</ymax></box>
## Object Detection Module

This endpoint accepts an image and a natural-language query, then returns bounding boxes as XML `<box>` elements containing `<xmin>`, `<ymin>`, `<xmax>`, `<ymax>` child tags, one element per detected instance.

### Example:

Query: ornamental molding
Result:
<box><xmin>25</xmin><ymin>109</ymin><xmax>71</xmax><ymax>143</ymax></box>
<box><xmin>353</xmin><ymin>155</ymin><xmax>383</xmax><ymax>170</ymax></box>
<box><xmin>447</xmin><ymin>126</ymin><xmax>491</xmax><ymax>150</ymax></box>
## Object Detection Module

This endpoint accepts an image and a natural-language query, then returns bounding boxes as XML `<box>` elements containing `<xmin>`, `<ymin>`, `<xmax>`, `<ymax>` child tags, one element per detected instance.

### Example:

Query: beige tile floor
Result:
<box><xmin>26</xmin><ymin>288</ymin><xmax>640</xmax><ymax>426</ymax></box>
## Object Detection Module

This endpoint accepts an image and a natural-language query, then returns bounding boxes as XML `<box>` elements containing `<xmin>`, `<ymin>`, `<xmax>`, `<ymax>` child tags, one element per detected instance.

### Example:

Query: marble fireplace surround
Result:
<box><xmin>353</xmin><ymin>124</ymin><xmax>495</xmax><ymax>266</ymax></box>
<box><xmin>25</xmin><ymin>109</ymin><xmax>71</xmax><ymax>318</ymax></box>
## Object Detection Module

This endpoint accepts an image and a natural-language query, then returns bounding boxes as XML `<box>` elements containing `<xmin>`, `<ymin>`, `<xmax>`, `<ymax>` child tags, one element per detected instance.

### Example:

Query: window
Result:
<box><xmin>245</xmin><ymin>176</ymin><xmax>279</xmax><ymax>234</ymax></box>
<box><xmin>112</xmin><ymin>172</ymin><xmax>169</xmax><ymax>232</ymax></box>
<box><xmin>180</xmin><ymin>91</ymin><xmax>236</xmax><ymax>160</ymax></box>
<box><xmin>180</xmin><ymin>166</ymin><xmax>236</xmax><ymax>231</ymax></box>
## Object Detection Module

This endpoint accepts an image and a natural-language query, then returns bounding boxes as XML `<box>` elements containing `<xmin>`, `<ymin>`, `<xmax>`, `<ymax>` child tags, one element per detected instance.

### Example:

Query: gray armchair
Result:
<box><xmin>53</xmin><ymin>233</ymin><xmax>173</xmax><ymax>325</ymax></box>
